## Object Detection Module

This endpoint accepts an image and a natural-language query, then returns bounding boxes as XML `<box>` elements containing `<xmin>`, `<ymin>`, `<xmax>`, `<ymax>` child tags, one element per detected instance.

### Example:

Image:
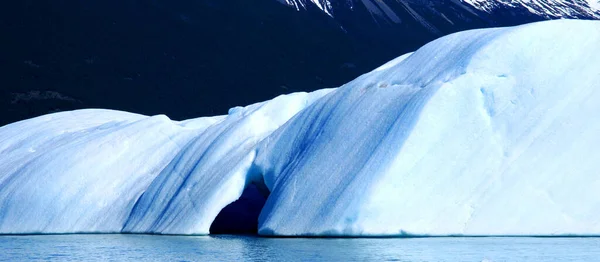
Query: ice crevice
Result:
<box><xmin>1</xmin><ymin>20</ymin><xmax>600</xmax><ymax>236</ymax></box>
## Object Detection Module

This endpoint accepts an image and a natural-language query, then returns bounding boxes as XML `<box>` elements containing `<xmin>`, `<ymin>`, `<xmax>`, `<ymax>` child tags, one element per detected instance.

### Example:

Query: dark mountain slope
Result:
<box><xmin>0</xmin><ymin>0</ymin><xmax>597</xmax><ymax>125</ymax></box>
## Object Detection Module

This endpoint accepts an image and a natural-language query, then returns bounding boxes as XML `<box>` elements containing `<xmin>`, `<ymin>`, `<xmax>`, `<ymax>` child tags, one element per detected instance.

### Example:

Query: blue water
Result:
<box><xmin>0</xmin><ymin>235</ymin><xmax>598</xmax><ymax>261</ymax></box>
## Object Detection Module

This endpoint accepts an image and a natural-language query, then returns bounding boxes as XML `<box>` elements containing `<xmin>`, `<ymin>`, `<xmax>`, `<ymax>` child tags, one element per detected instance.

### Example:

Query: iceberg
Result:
<box><xmin>1</xmin><ymin>19</ymin><xmax>600</xmax><ymax>236</ymax></box>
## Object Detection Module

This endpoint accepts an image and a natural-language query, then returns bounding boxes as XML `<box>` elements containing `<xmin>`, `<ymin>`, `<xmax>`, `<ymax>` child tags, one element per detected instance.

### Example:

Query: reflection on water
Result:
<box><xmin>0</xmin><ymin>235</ymin><xmax>598</xmax><ymax>261</ymax></box>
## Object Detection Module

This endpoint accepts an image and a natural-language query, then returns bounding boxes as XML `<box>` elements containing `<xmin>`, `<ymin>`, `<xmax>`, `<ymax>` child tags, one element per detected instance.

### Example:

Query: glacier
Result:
<box><xmin>1</xmin><ymin>19</ymin><xmax>600</xmax><ymax>236</ymax></box>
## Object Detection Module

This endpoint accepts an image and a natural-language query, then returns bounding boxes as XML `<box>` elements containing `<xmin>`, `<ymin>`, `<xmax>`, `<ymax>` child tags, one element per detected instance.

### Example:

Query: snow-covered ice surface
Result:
<box><xmin>1</xmin><ymin>19</ymin><xmax>600</xmax><ymax>236</ymax></box>
<box><xmin>0</xmin><ymin>91</ymin><xmax>332</xmax><ymax>234</ymax></box>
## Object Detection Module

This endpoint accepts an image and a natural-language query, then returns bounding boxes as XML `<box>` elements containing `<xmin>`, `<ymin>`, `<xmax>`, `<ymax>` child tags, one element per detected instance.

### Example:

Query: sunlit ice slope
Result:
<box><xmin>0</xmin><ymin>19</ymin><xmax>599</xmax><ymax>236</ymax></box>
<box><xmin>256</xmin><ymin>19</ymin><xmax>600</xmax><ymax>236</ymax></box>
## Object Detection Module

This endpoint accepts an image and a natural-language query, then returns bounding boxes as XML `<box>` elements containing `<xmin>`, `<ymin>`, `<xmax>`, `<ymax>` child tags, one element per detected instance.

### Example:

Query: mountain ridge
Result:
<box><xmin>279</xmin><ymin>0</ymin><xmax>600</xmax><ymax>21</ymax></box>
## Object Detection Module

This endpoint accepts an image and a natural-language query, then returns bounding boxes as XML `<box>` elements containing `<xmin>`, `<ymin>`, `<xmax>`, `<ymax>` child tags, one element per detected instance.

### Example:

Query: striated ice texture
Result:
<box><xmin>1</xmin><ymin>19</ymin><xmax>600</xmax><ymax>236</ymax></box>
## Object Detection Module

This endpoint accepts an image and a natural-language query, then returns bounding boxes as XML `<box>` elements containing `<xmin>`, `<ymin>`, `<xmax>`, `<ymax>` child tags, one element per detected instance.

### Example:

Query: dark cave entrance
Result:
<box><xmin>209</xmin><ymin>183</ymin><xmax>269</xmax><ymax>234</ymax></box>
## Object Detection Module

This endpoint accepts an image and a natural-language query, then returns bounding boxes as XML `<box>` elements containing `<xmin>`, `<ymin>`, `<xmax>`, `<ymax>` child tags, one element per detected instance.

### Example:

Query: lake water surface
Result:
<box><xmin>0</xmin><ymin>235</ymin><xmax>598</xmax><ymax>261</ymax></box>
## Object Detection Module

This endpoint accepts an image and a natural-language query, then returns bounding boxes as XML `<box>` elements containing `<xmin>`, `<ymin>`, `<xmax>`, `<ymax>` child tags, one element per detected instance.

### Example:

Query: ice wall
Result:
<box><xmin>1</xmin><ymin>20</ymin><xmax>599</xmax><ymax>236</ymax></box>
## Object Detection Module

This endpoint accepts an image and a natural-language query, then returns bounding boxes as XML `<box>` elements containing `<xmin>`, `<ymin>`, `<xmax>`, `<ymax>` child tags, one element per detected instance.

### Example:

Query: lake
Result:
<box><xmin>0</xmin><ymin>235</ymin><xmax>598</xmax><ymax>261</ymax></box>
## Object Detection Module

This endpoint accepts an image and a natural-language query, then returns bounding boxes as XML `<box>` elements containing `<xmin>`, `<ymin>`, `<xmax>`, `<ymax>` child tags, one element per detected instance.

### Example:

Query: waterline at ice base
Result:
<box><xmin>1</xmin><ymin>19</ymin><xmax>599</xmax><ymax>237</ymax></box>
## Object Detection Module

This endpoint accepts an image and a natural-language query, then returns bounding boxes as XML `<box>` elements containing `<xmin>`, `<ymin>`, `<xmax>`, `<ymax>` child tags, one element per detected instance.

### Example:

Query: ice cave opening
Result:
<box><xmin>209</xmin><ymin>182</ymin><xmax>270</xmax><ymax>234</ymax></box>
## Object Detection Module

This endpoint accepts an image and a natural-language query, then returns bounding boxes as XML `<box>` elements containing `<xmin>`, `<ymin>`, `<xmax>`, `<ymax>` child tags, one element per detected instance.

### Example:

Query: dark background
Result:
<box><xmin>0</xmin><ymin>0</ymin><xmax>585</xmax><ymax>126</ymax></box>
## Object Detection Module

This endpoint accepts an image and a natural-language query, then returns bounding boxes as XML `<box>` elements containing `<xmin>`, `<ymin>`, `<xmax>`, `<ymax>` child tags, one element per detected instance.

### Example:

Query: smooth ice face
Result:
<box><xmin>121</xmin><ymin>90</ymin><xmax>332</xmax><ymax>234</ymax></box>
<box><xmin>256</xmin><ymin>20</ymin><xmax>600</xmax><ymax>236</ymax></box>
<box><xmin>0</xmin><ymin>110</ymin><xmax>207</xmax><ymax>233</ymax></box>
<box><xmin>0</xmin><ymin>91</ymin><xmax>332</xmax><ymax>234</ymax></box>
<box><xmin>1</xmin><ymin>19</ymin><xmax>600</xmax><ymax>236</ymax></box>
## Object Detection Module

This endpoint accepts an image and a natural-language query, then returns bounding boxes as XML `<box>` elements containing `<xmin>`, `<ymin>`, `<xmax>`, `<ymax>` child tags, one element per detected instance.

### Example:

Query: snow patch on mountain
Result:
<box><xmin>463</xmin><ymin>0</ymin><xmax>600</xmax><ymax>18</ymax></box>
<box><xmin>588</xmin><ymin>0</ymin><xmax>600</xmax><ymax>10</ymax></box>
<box><xmin>279</xmin><ymin>0</ymin><xmax>600</xmax><ymax>20</ymax></box>
<box><xmin>278</xmin><ymin>0</ymin><xmax>334</xmax><ymax>16</ymax></box>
